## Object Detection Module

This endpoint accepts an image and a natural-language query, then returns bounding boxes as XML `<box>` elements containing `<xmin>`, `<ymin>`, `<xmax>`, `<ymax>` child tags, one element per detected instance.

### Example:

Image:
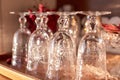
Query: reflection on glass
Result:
<box><xmin>68</xmin><ymin>15</ymin><xmax>81</xmax><ymax>52</ymax></box>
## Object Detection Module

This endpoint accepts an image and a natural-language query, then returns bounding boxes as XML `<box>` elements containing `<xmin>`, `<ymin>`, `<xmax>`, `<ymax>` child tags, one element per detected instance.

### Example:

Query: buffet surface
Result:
<box><xmin>0</xmin><ymin>53</ymin><xmax>120</xmax><ymax>80</ymax></box>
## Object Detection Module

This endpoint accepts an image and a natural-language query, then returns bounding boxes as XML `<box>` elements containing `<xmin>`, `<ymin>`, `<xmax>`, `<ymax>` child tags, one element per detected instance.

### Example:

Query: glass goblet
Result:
<box><xmin>46</xmin><ymin>12</ymin><xmax>78</xmax><ymax>80</ymax></box>
<box><xmin>12</xmin><ymin>12</ymin><xmax>31</xmax><ymax>68</ymax></box>
<box><xmin>76</xmin><ymin>11</ymin><xmax>111</xmax><ymax>80</ymax></box>
<box><xmin>26</xmin><ymin>12</ymin><xmax>53</xmax><ymax>79</ymax></box>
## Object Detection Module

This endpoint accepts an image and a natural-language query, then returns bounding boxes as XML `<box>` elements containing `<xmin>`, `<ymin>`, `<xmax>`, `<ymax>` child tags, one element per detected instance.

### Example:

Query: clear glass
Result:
<box><xmin>26</xmin><ymin>12</ymin><xmax>53</xmax><ymax>79</ymax></box>
<box><xmin>12</xmin><ymin>13</ymin><xmax>31</xmax><ymax>68</ymax></box>
<box><xmin>68</xmin><ymin>15</ymin><xmax>81</xmax><ymax>51</ymax></box>
<box><xmin>46</xmin><ymin>12</ymin><xmax>77</xmax><ymax>80</ymax></box>
<box><xmin>76</xmin><ymin>11</ymin><xmax>111</xmax><ymax>80</ymax></box>
<box><xmin>102</xmin><ymin>30</ymin><xmax>120</xmax><ymax>52</ymax></box>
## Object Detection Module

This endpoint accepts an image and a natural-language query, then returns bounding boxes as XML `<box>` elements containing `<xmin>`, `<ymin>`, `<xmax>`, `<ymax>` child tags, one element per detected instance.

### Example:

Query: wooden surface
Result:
<box><xmin>0</xmin><ymin>74</ymin><xmax>10</xmax><ymax>80</ymax></box>
<box><xmin>0</xmin><ymin>53</ymin><xmax>120</xmax><ymax>80</ymax></box>
<box><xmin>0</xmin><ymin>54</ymin><xmax>40</xmax><ymax>80</ymax></box>
<box><xmin>0</xmin><ymin>64</ymin><xmax>40</xmax><ymax>80</ymax></box>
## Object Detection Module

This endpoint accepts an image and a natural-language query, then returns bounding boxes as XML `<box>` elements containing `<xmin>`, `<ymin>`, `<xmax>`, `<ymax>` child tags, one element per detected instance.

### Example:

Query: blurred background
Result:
<box><xmin>0</xmin><ymin>0</ymin><xmax>120</xmax><ymax>55</ymax></box>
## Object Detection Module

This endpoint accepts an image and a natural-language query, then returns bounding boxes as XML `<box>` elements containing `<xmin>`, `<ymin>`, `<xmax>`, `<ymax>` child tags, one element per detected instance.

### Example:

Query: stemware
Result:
<box><xmin>26</xmin><ymin>12</ymin><xmax>53</xmax><ymax>78</ymax></box>
<box><xmin>76</xmin><ymin>11</ymin><xmax>111</xmax><ymax>80</ymax></box>
<box><xmin>11</xmin><ymin>12</ymin><xmax>31</xmax><ymax>68</ymax></box>
<box><xmin>46</xmin><ymin>12</ymin><xmax>78</xmax><ymax>80</ymax></box>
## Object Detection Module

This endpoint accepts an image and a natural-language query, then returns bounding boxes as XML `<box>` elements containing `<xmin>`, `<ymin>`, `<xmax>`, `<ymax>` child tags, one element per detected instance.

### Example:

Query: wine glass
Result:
<box><xmin>26</xmin><ymin>12</ymin><xmax>53</xmax><ymax>78</ymax></box>
<box><xmin>76</xmin><ymin>11</ymin><xmax>111</xmax><ymax>80</ymax></box>
<box><xmin>11</xmin><ymin>12</ymin><xmax>31</xmax><ymax>68</ymax></box>
<box><xmin>46</xmin><ymin>12</ymin><xmax>78</xmax><ymax>80</ymax></box>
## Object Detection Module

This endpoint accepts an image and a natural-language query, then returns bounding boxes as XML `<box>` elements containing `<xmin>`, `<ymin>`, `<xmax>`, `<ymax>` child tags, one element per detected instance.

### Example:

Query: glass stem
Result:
<box><xmin>19</xmin><ymin>15</ymin><xmax>27</xmax><ymax>29</ymax></box>
<box><xmin>36</xmin><ymin>15</ymin><xmax>48</xmax><ymax>30</ymax></box>
<box><xmin>58</xmin><ymin>15</ymin><xmax>69</xmax><ymax>32</ymax></box>
<box><xmin>88</xmin><ymin>16</ymin><xmax>96</xmax><ymax>32</ymax></box>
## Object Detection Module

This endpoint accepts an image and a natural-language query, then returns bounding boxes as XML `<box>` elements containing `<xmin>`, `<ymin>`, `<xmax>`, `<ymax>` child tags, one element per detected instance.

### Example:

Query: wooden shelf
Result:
<box><xmin>0</xmin><ymin>53</ymin><xmax>120</xmax><ymax>80</ymax></box>
<box><xmin>0</xmin><ymin>54</ymin><xmax>40</xmax><ymax>80</ymax></box>
<box><xmin>0</xmin><ymin>64</ymin><xmax>40</xmax><ymax>80</ymax></box>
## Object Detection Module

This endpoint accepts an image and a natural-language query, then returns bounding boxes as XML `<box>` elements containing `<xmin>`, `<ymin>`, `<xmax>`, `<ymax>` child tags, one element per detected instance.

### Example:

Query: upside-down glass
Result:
<box><xmin>76</xmin><ymin>11</ymin><xmax>111</xmax><ymax>80</ymax></box>
<box><xmin>26</xmin><ymin>12</ymin><xmax>53</xmax><ymax>78</ymax></box>
<box><xmin>46</xmin><ymin>12</ymin><xmax>77</xmax><ymax>80</ymax></box>
<box><xmin>12</xmin><ymin>12</ymin><xmax>31</xmax><ymax>68</ymax></box>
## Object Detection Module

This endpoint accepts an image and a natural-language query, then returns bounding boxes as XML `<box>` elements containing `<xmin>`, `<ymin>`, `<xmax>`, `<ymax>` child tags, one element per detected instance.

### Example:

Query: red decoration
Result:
<box><xmin>6</xmin><ymin>58</ymin><xmax>11</xmax><ymax>65</ymax></box>
<box><xmin>102</xmin><ymin>24</ymin><xmax>120</xmax><ymax>33</ymax></box>
<box><xmin>47</xmin><ymin>14</ymin><xmax>59</xmax><ymax>33</ymax></box>
<box><xmin>25</xmin><ymin>10</ymin><xmax>36</xmax><ymax>33</ymax></box>
<box><xmin>26</xmin><ymin>4</ymin><xmax>58</xmax><ymax>33</ymax></box>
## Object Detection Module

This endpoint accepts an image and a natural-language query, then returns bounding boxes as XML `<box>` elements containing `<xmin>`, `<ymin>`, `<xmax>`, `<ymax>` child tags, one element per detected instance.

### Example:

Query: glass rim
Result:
<box><xmin>79</xmin><ymin>11</ymin><xmax>111</xmax><ymax>16</ymax></box>
<box><xmin>9</xmin><ymin>11</ymin><xmax>111</xmax><ymax>16</ymax></box>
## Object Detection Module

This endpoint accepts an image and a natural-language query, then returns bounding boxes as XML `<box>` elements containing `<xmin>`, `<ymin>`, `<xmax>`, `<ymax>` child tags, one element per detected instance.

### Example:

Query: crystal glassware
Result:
<box><xmin>68</xmin><ymin>14</ymin><xmax>81</xmax><ymax>51</ymax></box>
<box><xmin>46</xmin><ymin>12</ymin><xmax>78</xmax><ymax>80</ymax></box>
<box><xmin>101</xmin><ymin>24</ymin><xmax>120</xmax><ymax>53</ymax></box>
<box><xmin>12</xmin><ymin>12</ymin><xmax>31</xmax><ymax>68</ymax></box>
<box><xmin>106</xmin><ymin>32</ymin><xmax>120</xmax><ymax>49</ymax></box>
<box><xmin>76</xmin><ymin>11</ymin><xmax>111</xmax><ymax>80</ymax></box>
<box><xmin>26</xmin><ymin>12</ymin><xmax>53</xmax><ymax>79</ymax></box>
